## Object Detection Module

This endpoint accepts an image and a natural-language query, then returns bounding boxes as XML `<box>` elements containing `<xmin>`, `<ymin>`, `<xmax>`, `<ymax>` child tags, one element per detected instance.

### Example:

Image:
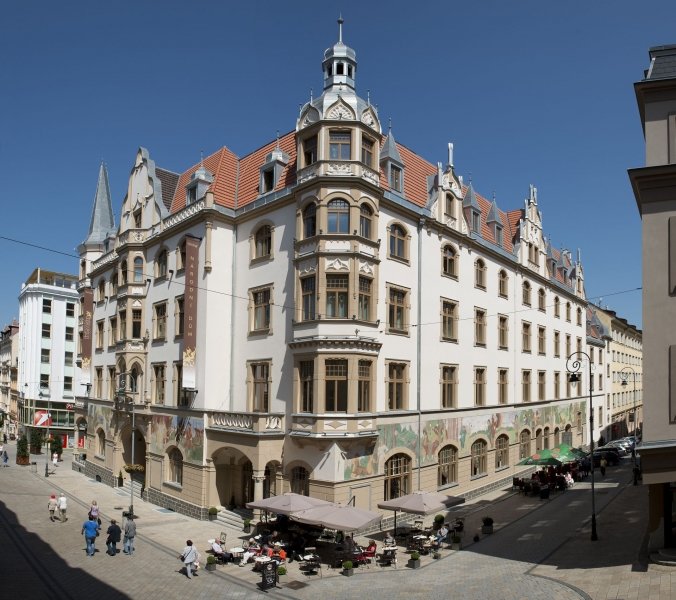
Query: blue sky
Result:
<box><xmin>1</xmin><ymin>0</ymin><xmax>672</xmax><ymax>331</ymax></box>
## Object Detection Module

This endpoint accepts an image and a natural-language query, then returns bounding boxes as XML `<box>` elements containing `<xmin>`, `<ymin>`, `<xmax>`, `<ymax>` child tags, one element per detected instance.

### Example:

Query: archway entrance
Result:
<box><xmin>121</xmin><ymin>425</ymin><xmax>146</xmax><ymax>488</ymax></box>
<box><xmin>212</xmin><ymin>447</ymin><xmax>253</xmax><ymax>508</ymax></box>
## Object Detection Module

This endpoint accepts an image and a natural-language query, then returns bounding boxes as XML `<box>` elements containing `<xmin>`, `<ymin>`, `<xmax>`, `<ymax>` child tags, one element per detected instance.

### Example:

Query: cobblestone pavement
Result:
<box><xmin>1</xmin><ymin>442</ymin><xmax>674</xmax><ymax>600</ymax></box>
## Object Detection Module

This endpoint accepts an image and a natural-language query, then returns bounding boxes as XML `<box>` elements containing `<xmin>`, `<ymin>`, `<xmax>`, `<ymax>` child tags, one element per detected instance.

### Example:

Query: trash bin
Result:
<box><xmin>30</xmin><ymin>462</ymin><xmax>37</xmax><ymax>473</ymax></box>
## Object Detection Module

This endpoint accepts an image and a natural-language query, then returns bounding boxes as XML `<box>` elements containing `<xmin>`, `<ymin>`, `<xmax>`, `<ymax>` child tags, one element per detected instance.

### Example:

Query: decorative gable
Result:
<box><xmin>327</xmin><ymin>99</ymin><xmax>355</xmax><ymax>121</ymax></box>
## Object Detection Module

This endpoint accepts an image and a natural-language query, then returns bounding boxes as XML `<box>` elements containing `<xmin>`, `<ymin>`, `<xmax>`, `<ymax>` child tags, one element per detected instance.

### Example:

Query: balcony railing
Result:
<box><xmin>207</xmin><ymin>411</ymin><xmax>284</xmax><ymax>435</ymax></box>
<box><xmin>290</xmin><ymin>413</ymin><xmax>378</xmax><ymax>438</ymax></box>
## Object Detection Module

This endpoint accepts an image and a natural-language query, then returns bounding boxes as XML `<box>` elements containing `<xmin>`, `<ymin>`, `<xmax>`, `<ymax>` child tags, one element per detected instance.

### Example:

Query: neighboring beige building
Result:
<box><xmin>592</xmin><ymin>306</ymin><xmax>643</xmax><ymax>442</ymax></box>
<box><xmin>0</xmin><ymin>321</ymin><xmax>19</xmax><ymax>439</ymax></box>
<box><xmin>629</xmin><ymin>43</ymin><xmax>676</xmax><ymax>550</ymax></box>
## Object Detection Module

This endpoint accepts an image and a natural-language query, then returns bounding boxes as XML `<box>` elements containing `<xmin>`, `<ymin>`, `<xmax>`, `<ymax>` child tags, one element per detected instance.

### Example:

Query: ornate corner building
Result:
<box><xmin>75</xmin><ymin>22</ymin><xmax>595</xmax><ymax>519</ymax></box>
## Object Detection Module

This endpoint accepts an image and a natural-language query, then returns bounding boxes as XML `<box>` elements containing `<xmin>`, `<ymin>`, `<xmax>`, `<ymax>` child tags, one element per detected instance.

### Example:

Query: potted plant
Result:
<box><xmin>277</xmin><ymin>565</ymin><xmax>287</xmax><ymax>582</ymax></box>
<box><xmin>433</xmin><ymin>514</ymin><xmax>445</xmax><ymax>530</ymax></box>
<box><xmin>243</xmin><ymin>518</ymin><xmax>252</xmax><ymax>533</ymax></box>
<box><xmin>208</xmin><ymin>506</ymin><xmax>219</xmax><ymax>521</ymax></box>
<box><xmin>342</xmin><ymin>560</ymin><xmax>354</xmax><ymax>576</ymax></box>
<box><xmin>117</xmin><ymin>470</ymin><xmax>124</xmax><ymax>487</ymax></box>
<box><xmin>16</xmin><ymin>435</ymin><xmax>30</xmax><ymax>466</ymax></box>
<box><xmin>205</xmin><ymin>555</ymin><xmax>217</xmax><ymax>571</ymax></box>
<box><xmin>481</xmin><ymin>516</ymin><xmax>494</xmax><ymax>535</ymax></box>
<box><xmin>450</xmin><ymin>533</ymin><xmax>462</xmax><ymax>550</ymax></box>
<box><xmin>407</xmin><ymin>551</ymin><xmax>421</xmax><ymax>569</ymax></box>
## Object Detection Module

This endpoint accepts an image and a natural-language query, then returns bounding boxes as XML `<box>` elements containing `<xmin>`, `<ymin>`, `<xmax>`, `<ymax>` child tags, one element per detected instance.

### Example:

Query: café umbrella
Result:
<box><xmin>290</xmin><ymin>503</ymin><xmax>382</xmax><ymax>532</ymax></box>
<box><xmin>378</xmin><ymin>490</ymin><xmax>466</xmax><ymax>535</ymax></box>
<box><xmin>246</xmin><ymin>493</ymin><xmax>333</xmax><ymax>516</ymax></box>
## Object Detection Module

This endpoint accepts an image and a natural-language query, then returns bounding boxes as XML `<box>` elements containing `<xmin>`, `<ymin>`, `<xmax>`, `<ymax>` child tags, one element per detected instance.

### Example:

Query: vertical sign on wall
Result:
<box><xmin>81</xmin><ymin>287</ymin><xmax>93</xmax><ymax>386</ymax></box>
<box><xmin>183</xmin><ymin>236</ymin><xmax>199</xmax><ymax>390</ymax></box>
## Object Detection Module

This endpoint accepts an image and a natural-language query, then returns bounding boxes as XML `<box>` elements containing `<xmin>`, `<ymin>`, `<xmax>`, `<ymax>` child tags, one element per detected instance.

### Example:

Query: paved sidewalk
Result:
<box><xmin>1</xmin><ymin>442</ymin><xmax>675</xmax><ymax>600</ymax></box>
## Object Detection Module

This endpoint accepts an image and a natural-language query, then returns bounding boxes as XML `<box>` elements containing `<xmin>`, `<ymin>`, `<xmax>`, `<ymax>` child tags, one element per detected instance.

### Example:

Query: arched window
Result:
<box><xmin>554</xmin><ymin>427</ymin><xmax>561</xmax><ymax>447</ymax></box>
<box><xmin>543</xmin><ymin>426</ymin><xmax>550</xmax><ymax>449</ymax></box>
<box><xmin>255</xmin><ymin>225</ymin><xmax>272</xmax><ymax>258</ymax></box>
<box><xmin>168</xmin><ymin>447</ymin><xmax>183</xmax><ymax>485</ymax></box>
<box><xmin>120</xmin><ymin>261</ymin><xmax>128</xmax><ymax>286</ymax></box>
<box><xmin>133</xmin><ymin>257</ymin><xmax>144</xmax><ymax>283</ymax></box>
<box><xmin>97</xmin><ymin>429</ymin><xmax>105</xmax><ymax>456</ymax></box>
<box><xmin>576</xmin><ymin>307</ymin><xmax>582</xmax><ymax>326</ymax></box>
<box><xmin>495</xmin><ymin>434</ymin><xmax>509</xmax><ymax>469</ymax></box>
<box><xmin>327</xmin><ymin>199</ymin><xmax>350</xmax><ymax>233</ymax></box>
<box><xmin>535</xmin><ymin>428</ymin><xmax>543</xmax><ymax>451</ymax></box>
<box><xmin>438</xmin><ymin>445</ymin><xmax>458</xmax><ymax>487</ymax></box>
<box><xmin>442</xmin><ymin>245</ymin><xmax>458</xmax><ymax>278</ymax></box>
<box><xmin>538</xmin><ymin>288</ymin><xmax>546</xmax><ymax>311</ymax></box>
<box><xmin>522</xmin><ymin>281</ymin><xmax>531</xmax><ymax>306</ymax></box>
<box><xmin>290</xmin><ymin>466</ymin><xmax>309</xmax><ymax>495</ymax></box>
<box><xmin>471</xmin><ymin>440</ymin><xmax>487</xmax><ymax>476</ymax></box>
<box><xmin>384</xmin><ymin>453</ymin><xmax>411</xmax><ymax>500</ymax></box>
<box><xmin>130</xmin><ymin>365</ymin><xmax>141</xmax><ymax>393</ymax></box>
<box><xmin>303</xmin><ymin>203</ymin><xmax>317</xmax><ymax>238</ymax></box>
<box><xmin>554</xmin><ymin>296</ymin><xmax>560</xmax><ymax>318</ymax></box>
<box><xmin>97</xmin><ymin>279</ymin><xmax>106</xmax><ymax>302</ymax></box>
<box><xmin>475</xmin><ymin>259</ymin><xmax>486</xmax><ymax>289</ymax></box>
<box><xmin>359</xmin><ymin>204</ymin><xmax>373</xmax><ymax>239</ymax></box>
<box><xmin>566</xmin><ymin>302</ymin><xmax>571</xmax><ymax>322</ymax></box>
<box><xmin>389</xmin><ymin>224</ymin><xmax>407</xmax><ymax>260</ymax></box>
<box><xmin>519</xmin><ymin>429</ymin><xmax>531</xmax><ymax>459</ymax></box>
<box><xmin>498</xmin><ymin>270</ymin><xmax>508</xmax><ymax>298</ymax></box>
<box><xmin>156</xmin><ymin>249</ymin><xmax>168</xmax><ymax>278</ymax></box>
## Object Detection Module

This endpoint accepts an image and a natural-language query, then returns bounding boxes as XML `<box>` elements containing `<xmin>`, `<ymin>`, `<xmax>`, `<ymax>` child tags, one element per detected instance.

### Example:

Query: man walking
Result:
<box><xmin>123</xmin><ymin>515</ymin><xmax>136</xmax><ymax>555</ymax></box>
<box><xmin>106</xmin><ymin>519</ymin><xmax>122</xmax><ymax>556</ymax></box>
<box><xmin>81</xmin><ymin>515</ymin><xmax>100</xmax><ymax>557</ymax></box>
<box><xmin>56</xmin><ymin>493</ymin><xmax>68</xmax><ymax>522</ymax></box>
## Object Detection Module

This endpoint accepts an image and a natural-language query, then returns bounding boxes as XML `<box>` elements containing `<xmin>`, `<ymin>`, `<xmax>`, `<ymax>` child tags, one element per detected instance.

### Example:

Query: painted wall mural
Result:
<box><xmin>87</xmin><ymin>403</ymin><xmax>114</xmax><ymax>436</ymax></box>
<box><xmin>149</xmin><ymin>415</ymin><xmax>205</xmax><ymax>465</ymax></box>
<box><xmin>343</xmin><ymin>401</ymin><xmax>587</xmax><ymax>481</ymax></box>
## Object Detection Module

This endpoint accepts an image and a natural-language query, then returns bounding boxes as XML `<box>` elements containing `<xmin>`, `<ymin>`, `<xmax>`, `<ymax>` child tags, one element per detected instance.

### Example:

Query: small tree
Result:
<box><xmin>50</xmin><ymin>435</ymin><xmax>63</xmax><ymax>458</ymax></box>
<box><xmin>31</xmin><ymin>431</ymin><xmax>44</xmax><ymax>454</ymax></box>
<box><xmin>16</xmin><ymin>435</ymin><xmax>30</xmax><ymax>465</ymax></box>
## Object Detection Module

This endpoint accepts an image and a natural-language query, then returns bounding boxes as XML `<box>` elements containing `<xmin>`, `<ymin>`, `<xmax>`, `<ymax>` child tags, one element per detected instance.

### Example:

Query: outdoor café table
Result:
<box><xmin>254</xmin><ymin>556</ymin><xmax>272</xmax><ymax>571</ymax></box>
<box><xmin>229</xmin><ymin>547</ymin><xmax>245</xmax><ymax>561</ymax></box>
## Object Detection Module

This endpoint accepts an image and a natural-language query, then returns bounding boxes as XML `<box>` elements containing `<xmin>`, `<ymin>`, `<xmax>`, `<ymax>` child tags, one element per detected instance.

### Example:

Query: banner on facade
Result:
<box><xmin>81</xmin><ymin>287</ymin><xmax>93</xmax><ymax>385</ymax></box>
<box><xmin>34</xmin><ymin>410</ymin><xmax>52</xmax><ymax>427</ymax></box>
<box><xmin>182</xmin><ymin>236</ymin><xmax>199</xmax><ymax>390</ymax></box>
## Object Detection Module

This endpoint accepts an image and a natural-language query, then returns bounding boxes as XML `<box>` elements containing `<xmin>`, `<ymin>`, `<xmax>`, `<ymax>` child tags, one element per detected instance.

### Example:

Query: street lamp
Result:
<box><xmin>619</xmin><ymin>366</ymin><xmax>637</xmax><ymax>468</ymax></box>
<box><xmin>39</xmin><ymin>389</ymin><xmax>51</xmax><ymax>478</ymax></box>
<box><xmin>566</xmin><ymin>350</ymin><xmax>598</xmax><ymax>541</ymax></box>
<box><xmin>116</xmin><ymin>372</ymin><xmax>137</xmax><ymax>518</ymax></box>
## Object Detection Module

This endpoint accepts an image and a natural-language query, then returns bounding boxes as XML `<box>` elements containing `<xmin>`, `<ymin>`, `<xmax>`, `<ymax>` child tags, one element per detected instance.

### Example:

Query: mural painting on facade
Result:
<box><xmin>87</xmin><ymin>403</ymin><xmax>113</xmax><ymax>436</ymax></box>
<box><xmin>149</xmin><ymin>415</ymin><xmax>204</xmax><ymax>464</ymax></box>
<box><xmin>343</xmin><ymin>401</ymin><xmax>587</xmax><ymax>481</ymax></box>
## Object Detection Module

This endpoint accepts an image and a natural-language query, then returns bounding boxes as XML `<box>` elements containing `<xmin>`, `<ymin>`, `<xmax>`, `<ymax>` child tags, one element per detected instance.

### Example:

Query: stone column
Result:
<box><xmin>252</xmin><ymin>470</ymin><xmax>266</xmax><ymax>523</ymax></box>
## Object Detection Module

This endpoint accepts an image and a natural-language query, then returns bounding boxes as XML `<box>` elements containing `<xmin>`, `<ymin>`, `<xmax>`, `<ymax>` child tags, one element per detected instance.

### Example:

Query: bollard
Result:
<box><xmin>30</xmin><ymin>461</ymin><xmax>37</xmax><ymax>473</ymax></box>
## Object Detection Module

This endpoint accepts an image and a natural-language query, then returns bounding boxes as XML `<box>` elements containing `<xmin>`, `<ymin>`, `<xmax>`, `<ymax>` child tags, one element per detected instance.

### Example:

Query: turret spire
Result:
<box><xmin>83</xmin><ymin>162</ymin><xmax>116</xmax><ymax>247</ymax></box>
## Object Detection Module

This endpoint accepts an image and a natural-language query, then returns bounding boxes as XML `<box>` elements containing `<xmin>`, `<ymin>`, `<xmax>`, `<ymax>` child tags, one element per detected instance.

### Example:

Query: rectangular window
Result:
<box><xmin>132</xmin><ymin>310</ymin><xmax>142</xmax><ymax>339</ymax></box>
<box><xmin>388</xmin><ymin>287</ymin><xmax>408</xmax><ymax>333</ymax></box>
<box><xmin>65</xmin><ymin>351</ymin><xmax>73</xmax><ymax>366</ymax></box>
<box><xmin>538</xmin><ymin>371</ymin><xmax>546</xmax><ymax>401</ymax></box>
<box><xmin>43</xmin><ymin>299</ymin><xmax>52</xmax><ymax>314</ymax></box>
<box><xmin>301</xmin><ymin>277</ymin><xmax>316</xmax><ymax>321</ymax></box>
<box><xmin>41</xmin><ymin>348</ymin><xmax>50</xmax><ymax>364</ymax></box>
<box><xmin>155</xmin><ymin>302</ymin><xmax>167</xmax><ymax>340</ymax></box>
<box><xmin>498</xmin><ymin>315</ymin><xmax>509</xmax><ymax>349</ymax></box>
<box><xmin>175</xmin><ymin>297</ymin><xmax>184</xmax><ymax>336</ymax></box>
<box><xmin>554</xmin><ymin>372</ymin><xmax>560</xmax><ymax>399</ymax></box>
<box><xmin>388</xmin><ymin>362</ymin><xmax>407</xmax><ymax>410</ymax></box>
<box><xmin>175</xmin><ymin>363</ymin><xmax>187</xmax><ymax>406</ymax></box>
<box><xmin>522</xmin><ymin>370</ymin><xmax>531</xmax><ymax>403</ymax></box>
<box><xmin>251</xmin><ymin>362</ymin><xmax>269</xmax><ymax>412</ymax></box>
<box><xmin>474</xmin><ymin>367</ymin><xmax>486</xmax><ymax>406</ymax></box>
<box><xmin>522</xmin><ymin>321</ymin><xmax>531</xmax><ymax>353</ymax></box>
<box><xmin>95</xmin><ymin>368</ymin><xmax>103</xmax><ymax>399</ymax></box>
<box><xmin>498</xmin><ymin>368</ymin><xmax>509</xmax><ymax>405</ymax></box>
<box><xmin>65</xmin><ymin>326</ymin><xmax>74</xmax><ymax>342</ymax></box>
<box><xmin>154</xmin><ymin>364</ymin><xmax>166</xmax><ymax>404</ymax></box>
<box><xmin>475</xmin><ymin>308</ymin><xmax>486</xmax><ymax>346</ymax></box>
<box><xmin>109</xmin><ymin>317</ymin><xmax>117</xmax><ymax>346</ymax></box>
<box><xmin>326</xmin><ymin>275</ymin><xmax>348</xmax><ymax>318</ymax></box>
<box><xmin>64</xmin><ymin>376</ymin><xmax>72</xmax><ymax>392</ymax></box>
<box><xmin>441</xmin><ymin>365</ymin><xmax>458</xmax><ymax>409</ymax></box>
<box><xmin>361</xmin><ymin>136</ymin><xmax>374</xmax><ymax>167</ymax></box>
<box><xmin>40</xmin><ymin>373</ymin><xmax>50</xmax><ymax>390</ymax></box>
<box><xmin>358</xmin><ymin>277</ymin><xmax>371</xmax><ymax>321</ymax></box>
<box><xmin>66</xmin><ymin>302</ymin><xmax>75</xmax><ymax>317</ymax></box>
<box><xmin>576</xmin><ymin>337</ymin><xmax>582</xmax><ymax>354</ymax></box>
<box><xmin>538</xmin><ymin>326</ymin><xmax>546</xmax><ymax>355</ymax></box>
<box><xmin>303</xmin><ymin>135</ymin><xmax>317</xmax><ymax>166</ymax></box>
<box><xmin>390</xmin><ymin>166</ymin><xmax>402</xmax><ymax>192</ymax></box>
<box><xmin>108</xmin><ymin>367</ymin><xmax>116</xmax><ymax>401</ymax></box>
<box><xmin>253</xmin><ymin>288</ymin><xmax>271</xmax><ymax>330</ymax></box>
<box><xmin>119</xmin><ymin>310</ymin><xmax>127</xmax><ymax>340</ymax></box>
<box><xmin>325</xmin><ymin>359</ymin><xmax>348</xmax><ymax>412</ymax></box>
<box><xmin>554</xmin><ymin>331</ymin><xmax>560</xmax><ymax>357</ymax></box>
<box><xmin>329</xmin><ymin>130</ymin><xmax>351</xmax><ymax>160</ymax></box>
<box><xmin>442</xmin><ymin>300</ymin><xmax>458</xmax><ymax>342</ymax></box>
<box><xmin>96</xmin><ymin>321</ymin><xmax>104</xmax><ymax>349</ymax></box>
<box><xmin>300</xmin><ymin>360</ymin><xmax>314</xmax><ymax>413</ymax></box>
<box><xmin>42</xmin><ymin>323</ymin><xmax>51</xmax><ymax>339</ymax></box>
<box><xmin>566</xmin><ymin>334</ymin><xmax>571</xmax><ymax>357</ymax></box>
<box><xmin>358</xmin><ymin>360</ymin><xmax>372</xmax><ymax>412</ymax></box>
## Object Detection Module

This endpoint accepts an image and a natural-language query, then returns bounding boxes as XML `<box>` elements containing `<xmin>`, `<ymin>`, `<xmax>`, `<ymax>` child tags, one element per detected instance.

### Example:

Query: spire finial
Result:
<box><xmin>338</xmin><ymin>14</ymin><xmax>344</xmax><ymax>43</ymax></box>
<box><xmin>448</xmin><ymin>143</ymin><xmax>454</xmax><ymax>167</ymax></box>
<box><xmin>367</xmin><ymin>89</ymin><xmax>370</xmax><ymax>105</ymax></box>
<box><xmin>200</xmin><ymin>150</ymin><xmax>204</xmax><ymax>168</ymax></box>
<box><xmin>310</xmin><ymin>88</ymin><xmax>313</xmax><ymax>102</ymax></box>
<box><xmin>469</xmin><ymin>171</ymin><xmax>472</xmax><ymax>184</ymax></box>
<box><xmin>388</xmin><ymin>117</ymin><xmax>392</xmax><ymax>133</ymax></box>
<box><xmin>275</xmin><ymin>130</ymin><xmax>280</xmax><ymax>150</ymax></box>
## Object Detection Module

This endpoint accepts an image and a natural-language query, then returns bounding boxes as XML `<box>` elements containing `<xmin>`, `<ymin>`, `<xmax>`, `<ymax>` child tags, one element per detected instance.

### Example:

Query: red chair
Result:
<box><xmin>357</xmin><ymin>543</ymin><xmax>377</xmax><ymax>568</ymax></box>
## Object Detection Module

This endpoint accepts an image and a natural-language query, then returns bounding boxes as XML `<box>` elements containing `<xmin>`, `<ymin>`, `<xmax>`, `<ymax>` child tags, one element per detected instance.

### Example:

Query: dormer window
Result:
<box><xmin>444</xmin><ymin>194</ymin><xmax>455</xmax><ymax>220</ymax></box>
<box><xmin>391</xmin><ymin>166</ymin><xmax>402</xmax><ymax>192</ymax></box>
<box><xmin>187</xmin><ymin>186</ymin><xmax>197</xmax><ymax>205</ymax></box>
<box><xmin>495</xmin><ymin>225</ymin><xmax>503</xmax><ymax>247</ymax></box>
<box><xmin>303</xmin><ymin>135</ymin><xmax>317</xmax><ymax>167</ymax></box>
<box><xmin>329</xmin><ymin>130</ymin><xmax>351</xmax><ymax>160</ymax></box>
<box><xmin>471</xmin><ymin>211</ymin><xmax>480</xmax><ymax>233</ymax></box>
<box><xmin>262</xmin><ymin>168</ymin><xmax>274</xmax><ymax>193</ymax></box>
<box><xmin>361</xmin><ymin>136</ymin><xmax>374</xmax><ymax>167</ymax></box>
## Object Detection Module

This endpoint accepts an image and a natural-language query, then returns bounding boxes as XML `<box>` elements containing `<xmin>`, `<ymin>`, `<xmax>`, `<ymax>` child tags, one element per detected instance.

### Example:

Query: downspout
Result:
<box><xmin>229</xmin><ymin>162</ymin><xmax>240</xmax><ymax>411</ymax></box>
<box><xmin>416</xmin><ymin>217</ymin><xmax>424</xmax><ymax>491</ymax></box>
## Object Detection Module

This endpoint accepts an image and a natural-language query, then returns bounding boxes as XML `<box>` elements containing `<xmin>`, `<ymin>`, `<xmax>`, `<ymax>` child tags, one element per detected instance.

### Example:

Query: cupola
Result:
<box><xmin>322</xmin><ymin>16</ymin><xmax>357</xmax><ymax>91</ymax></box>
<box><xmin>186</xmin><ymin>162</ymin><xmax>213</xmax><ymax>205</ymax></box>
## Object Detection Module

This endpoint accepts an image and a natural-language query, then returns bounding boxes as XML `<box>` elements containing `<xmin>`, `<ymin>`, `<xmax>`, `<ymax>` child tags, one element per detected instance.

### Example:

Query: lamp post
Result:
<box><xmin>566</xmin><ymin>350</ymin><xmax>598</xmax><ymax>541</ymax></box>
<box><xmin>619</xmin><ymin>366</ymin><xmax>637</xmax><ymax>468</ymax></box>
<box><xmin>116</xmin><ymin>372</ymin><xmax>136</xmax><ymax>518</ymax></box>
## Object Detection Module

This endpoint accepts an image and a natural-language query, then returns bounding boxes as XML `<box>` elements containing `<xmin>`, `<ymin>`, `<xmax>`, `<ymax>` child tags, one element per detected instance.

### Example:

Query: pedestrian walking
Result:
<box><xmin>106</xmin><ymin>519</ymin><xmax>122</xmax><ymax>556</ymax></box>
<box><xmin>600</xmin><ymin>456</ymin><xmax>607</xmax><ymax>477</ymax></box>
<box><xmin>2</xmin><ymin>450</ymin><xmax>8</xmax><ymax>467</ymax></box>
<box><xmin>180</xmin><ymin>540</ymin><xmax>198</xmax><ymax>579</ymax></box>
<box><xmin>81</xmin><ymin>515</ymin><xmax>100</xmax><ymax>557</ymax></box>
<box><xmin>89</xmin><ymin>500</ymin><xmax>101</xmax><ymax>525</ymax></box>
<box><xmin>52</xmin><ymin>452</ymin><xmax>58</xmax><ymax>468</ymax></box>
<box><xmin>56</xmin><ymin>493</ymin><xmax>68</xmax><ymax>522</ymax></box>
<box><xmin>123</xmin><ymin>515</ymin><xmax>136</xmax><ymax>555</ymax></box>
<box><xmin>48</xmin><ymin>493</ymin><xmax>58</xmax><ymax>521</ymax></box>
<box><xmin>2</xmin><ymin>433</ymin><xmax>6</xmax><ymax>444</ymax></box>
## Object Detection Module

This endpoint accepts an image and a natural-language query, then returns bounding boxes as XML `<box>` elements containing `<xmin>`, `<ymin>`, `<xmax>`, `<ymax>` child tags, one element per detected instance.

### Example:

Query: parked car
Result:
<box><xmin>602</xmin><ymin>442</ymin><xmax>629</xmax><ymax>456</ymax></box>
<box><xmin>592</xmin><ymin>449</ymin><xmax>621</xmax><ymax>466</ymax></box>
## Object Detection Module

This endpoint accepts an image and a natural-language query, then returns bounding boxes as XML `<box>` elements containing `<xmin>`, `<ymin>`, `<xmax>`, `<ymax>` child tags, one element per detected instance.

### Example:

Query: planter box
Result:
<box><xmin>481</xmin><ymin>525</ymin><xmax>493</xmax><ymax>535</ymax></box>
<box><xmin>208</xmin><ymin>513</ymin><xmax>218</xmax><ymax>521</ymax></box>
<box><xmin>15</xmin><ymin>456</ymin><xmax>30</xmax><ymax>466</ymax></box>
<box><xmin>205</xmin><ymin>563</ymin><xmax>217</xmax><ymax>571</ymax></box>
<box><xmin>407</xmin><ymin>559</ymin><xmax>421</xmax><ymax>569</ymax></box>
<box><xmin>342</xmin><ymin>568</ymin><xmax>354</xmax><ymax>577</ymax></box>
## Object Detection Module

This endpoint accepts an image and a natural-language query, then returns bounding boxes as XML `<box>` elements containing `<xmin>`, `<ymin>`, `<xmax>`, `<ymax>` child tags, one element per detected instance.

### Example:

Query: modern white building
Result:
<box><xmin>76</xmin><ymin>21</ymin><xmax>592</xmax><ymax>519</ymax></box>
<box><xmin>18</xmin><ymin>268</ymin><xmax>84</xmax><ymax>449</ymax></box>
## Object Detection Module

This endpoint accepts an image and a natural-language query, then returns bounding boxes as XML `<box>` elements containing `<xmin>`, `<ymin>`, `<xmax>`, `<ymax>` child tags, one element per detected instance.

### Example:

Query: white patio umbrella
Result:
<box><xmin>378</xmin><ymin>491</ymin><xmax>465</xmax><ymax>534</ymax></box>
<box><xmin>290</xmin><ymin>503</ymin><xmax>382</xmax><ymax>532</ymax></box>
<box><xmin>246</xmin><ymin>493</ymin><xmax>333</xmax><ymax>516</ymax></box>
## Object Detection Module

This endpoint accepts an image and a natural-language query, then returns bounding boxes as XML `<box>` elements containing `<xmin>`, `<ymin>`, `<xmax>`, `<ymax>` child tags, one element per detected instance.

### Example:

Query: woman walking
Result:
<box><xmin>180</xmin><ymin>540</ymin><xmax>198</xmax><ymax>579</ymax></box>
<box><xmin>48</xmin><ymin>493</ymin><xmax>58</xmax><ymax>521</ymax></box>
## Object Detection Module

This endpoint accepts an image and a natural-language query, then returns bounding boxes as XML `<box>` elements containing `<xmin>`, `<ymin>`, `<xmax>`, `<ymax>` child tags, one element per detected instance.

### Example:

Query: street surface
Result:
<box><xmin>0</xmin><ymin>441</ymin><xmax>673</xmax><ymax>600</ymax></box>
